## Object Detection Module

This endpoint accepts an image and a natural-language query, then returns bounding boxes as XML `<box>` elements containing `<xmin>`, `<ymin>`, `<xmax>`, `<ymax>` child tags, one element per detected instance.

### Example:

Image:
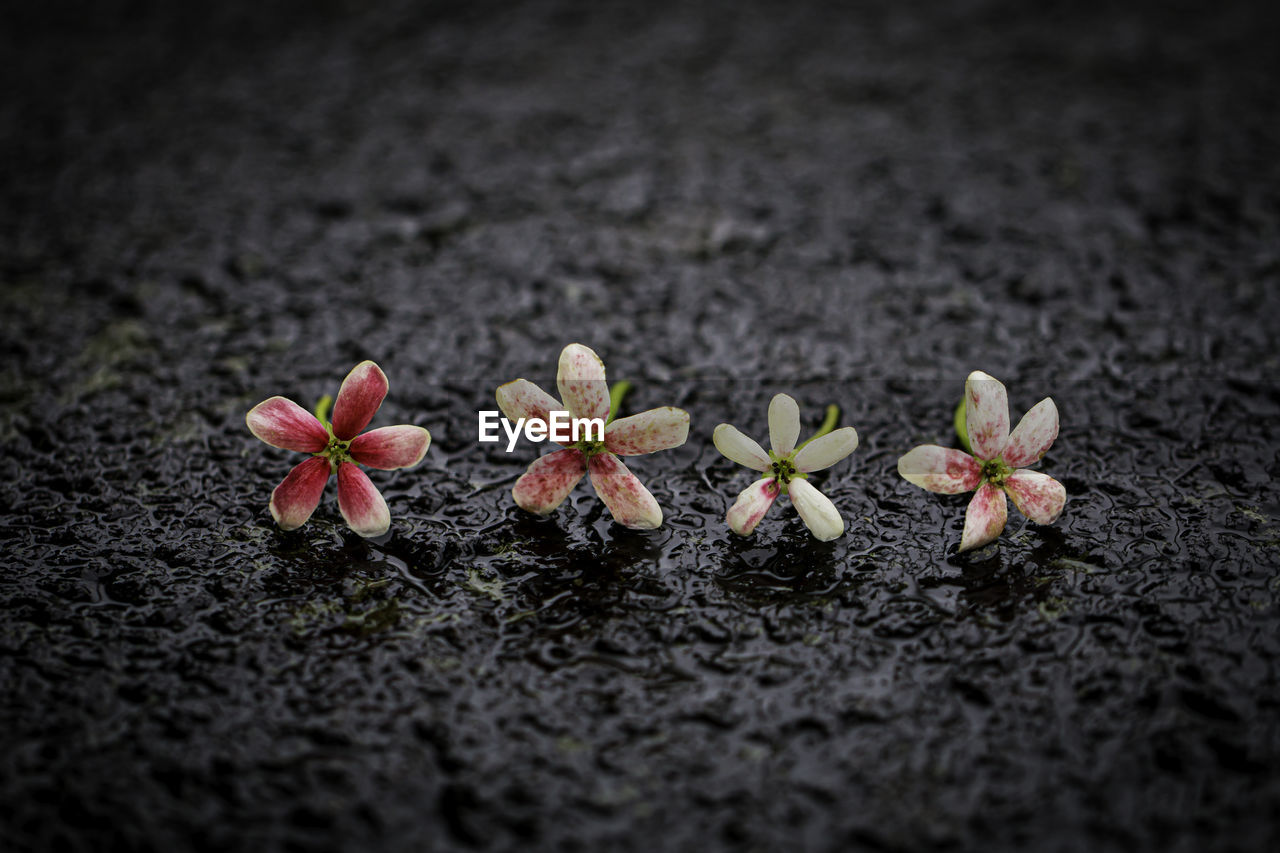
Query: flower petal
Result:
<box><xmin>512</xmin><ymin>448</ymin><xmax>587</xmax><ymax>514</ymax></box>
<box><xmin>556</xmin><ymin>343</ymin><xmax>609</xmax><ymax>421</ymax></box>
<box><xmin>588</xmin><ymin>452</ymin><xmax>662</xmax><ymax>529</ymax></box>
<box><xmin>964</xmin><ymin>370</ymin><xmax>1009</xmax><ymax>461</ymax></box>
<box><xmin>495</xmin><ymin>379</ymin><xmax>572</xmax><ymax>448</ymax></box>
<box><xmin>768</xmin><ymin>394</ymin><xmax>801</xmax><ymax>457</ymax></box>
<box><xmin>959</xmin><ymin>481</ymin><xmax>1007</xmax><ymax>552</ymax></box>
<box><xmin>268</xmin><ymin>456</ymin><xmax>331</xmax><ymax>531</ymax></box>
<box><xmin>897</xmin><ymin>445</ymin><xmax>982</xmax><ymax>494</ymax></box>
<box><xmin>794</xmin><ymin>427</ymin><xmax>859</xmax><ymax>473</ymax></box>
<box><xmin>495</xmin><ymin>379</ymin><xmax>560</xmax><ymax>424</ymax></box>
<box><xmin>246</xmin><ymin>397</ymin><xmax>330</xmax><ymax>453</ymax></box>
<box><xmin>787</xmin><ymin>478</ymin><xmax>844</xmax><ymax>541</ymax></box>
<box><xmin>349</xmin><ymin>425</ymin><xmax>431</xmax><ymax>470</ymax></box>
<box><xmin>605</xmin><ymin>407</ymin><xmax>690</xmax><ymax>455</ymax></box>
<box><xmin>1001</xmin><ymin>398</ymin><xmax>1059</xmax><ymax>468</ymax></box>
<box><xmin>336</xmin><ymin>462</ymin><xmax>390</xmax><ymax>537</ymax></box>
<box><xmin>331</xmin><ymin>361</ymin><xmax>389</xmax><ymax>441</ymax></box>
<box><xmin>726</xmin><ymin>477</ymin><xmax>780</xmax><ymax>536</ymax></box>
<box><xmin>1004</xmin><ymin>469</ymin><xmax>1066</xmax><ymax>525</ymax></box>
<box><xmin>712</xmin><ymin>424</ymin><xmax>771</xmax><ymax>471</ymax></box>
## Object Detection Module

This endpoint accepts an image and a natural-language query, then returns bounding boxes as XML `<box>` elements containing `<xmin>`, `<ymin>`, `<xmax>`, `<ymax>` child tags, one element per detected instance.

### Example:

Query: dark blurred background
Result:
<box><xmin>3</xmin><ymin>1</ymin><xmax>1279</xmax><ymax>850</ymax></box>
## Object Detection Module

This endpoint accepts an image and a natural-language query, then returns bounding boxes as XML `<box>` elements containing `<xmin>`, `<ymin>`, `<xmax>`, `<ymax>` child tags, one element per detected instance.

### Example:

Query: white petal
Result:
<box><xmin>726</xmin><ymin>477</ymin><xmax>780</xmax><ymax>536</ymax></box>
<box><xmin>794</xmin><ymin>427</ymin><xmax>858</xmax><ymax>473</ymax></box>
<box><xmin>605</xmin><ymin>407</ymin><xmax>689</xmax><ymax>455</ymax></box>
<box><xmin>787</xmin><ymin>478</ymin><xmax>844</xmax><ymax>541</ymax></box>
<box><xmin>959</xmin><ymin>482</ymin><xmax>1007</xmax><ymax>552</ymax></box>
<box><xmin>512</xmin><ymin>449</ymin><xmax>587</xmax><ymax>514</ymax></box>
<box><xmin>1004</xmin><ymin>469</ymin><xmax>1066</xmax><ymax>525</ymax></box>
<box><xmin>768</xmin><ymin>393</ymin><xmax>801</xmax><ymax>457</ymax></box>
<box><xmin>588</xmin><ymin>453</ymin><xmax>663</xmax><ymax>529</ymax></box>
<box><xmin>964</xmin><ymin>370</ymin><xmax>1010</xmax><ymax>461</ymax></box>
<box><xmin>897</xmin><ymin>445</ymin><xmax>982</xmax><ymax>494</ymax></box>
<box><xmin>1001</xmin><ymin>398</ymin><xmax>1059</xmax><ymax>468</ymax></box>
<box><xmin>556</xmin><ymin>343</ymin><xmax>610</xmax><ymax>421</ymax></box>
<box><xmin>495</xmin><ymin>378</ymin><xmax>561</xmax><ymax>425</ymax></box>
<box><xmin>712</xmin><ymin>424</ymin><xmax>770</xmax><ymax>471</ymax></box>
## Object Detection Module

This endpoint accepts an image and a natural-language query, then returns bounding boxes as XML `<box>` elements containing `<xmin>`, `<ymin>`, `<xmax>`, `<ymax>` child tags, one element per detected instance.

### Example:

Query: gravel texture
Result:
<box><xmin>3</xmin><ymin>1</ymin><xmax>1279</xmax><ymax>850</ymax></box>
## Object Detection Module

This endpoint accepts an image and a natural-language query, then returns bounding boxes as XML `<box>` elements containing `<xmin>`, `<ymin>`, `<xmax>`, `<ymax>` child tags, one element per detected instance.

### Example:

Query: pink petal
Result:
<box><xmin>1001</xmin><ymin>398</ymin><xmax>1059</xmax><ymax>468</ymax></box>
<box><xmin>556</xmin><ymin>343</ymin><xmax>609</xmax><ymax>421</ymax></box>
<box><xmin>964</xmin><ymin>370</ymin><xmax>1009</xmax><ymax>461</ymax></box>
<box><xmin>897</xmin><ymin>445</ymin><xmax>982</xmax><ymax>494</ymax></box>
<box><xmin>1004</xmin><ymin>469</ymin><xmax>1066</xmax><ymax>525</ymax></box>
<box><xmin>959</xmin><ymin>481</ymin><xmax>1008</xmax><ymax>552</ymax></box>
<box><xmin>331</xmin><ymin>361</ymin><xmax>388</xmax><ymax>441</ymax></box>
<box><xmin>349</xmin><ymin>425</ymin><xmax>431</xmax><ymax>470</ymax></box>
<box><xmin>495</xmin><ymin>379</ymin><xmax>561</xmax><ymax>426</ymax></box>
<box><xmin>726</xmin><ymin>477</ymin><xmax>780</xmax><ymax>536</ymax></box>
<box><xmin>269</xmin><ymin>456</ymin><xmax>331</xmax><ymax>530</ymax></box>
<box><xmin>336</xmin><ymin>462</ymin><xmax>391</xmax><ymax>537</ymax></box>
<box><xmin>604</xmin><ymin>407</ymin><xmax>690</xmax><ymax>455</ymax></box>
<box><xmin>512</xmin><ymin>448</ymin><xmax>587</xmax><ymax>514</ymax></box>
<box><xmin>246</xmin><ymin>397</ymin><xmax>330</xmax><ymax>453</ymax></box>
<box><xmin>588</xmin><ymin>452</ymin><xmax>663</xmax><ymax>529</ymax></box>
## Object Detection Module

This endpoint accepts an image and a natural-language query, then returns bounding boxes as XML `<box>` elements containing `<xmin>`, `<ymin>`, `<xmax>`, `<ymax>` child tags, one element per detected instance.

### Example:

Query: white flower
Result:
<box><xmin>713</xmin><ymin>394</ymin><xmax>858</xmax><ymax>541</ymax></box>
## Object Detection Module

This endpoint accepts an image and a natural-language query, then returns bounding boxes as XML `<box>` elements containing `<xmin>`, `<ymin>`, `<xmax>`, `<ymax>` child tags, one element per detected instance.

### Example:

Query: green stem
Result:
<box><xmin>606</xmin><ymin>381</ymin><xmax>632</xmax><ymax>425</ymax></box>
<box><xmin>953</xmin><ymin>398</ymin><xmax>972</xmax><ymax>454</ymax></box>
<box><xmin>314</xmin><ymin>394</ymin><xmax>334</xmax><ymax>431</ymax></box>
<box><xmin>795</xmin><ymin>404</ymin><xmax>840</xmax><ymax>451</ymax></box>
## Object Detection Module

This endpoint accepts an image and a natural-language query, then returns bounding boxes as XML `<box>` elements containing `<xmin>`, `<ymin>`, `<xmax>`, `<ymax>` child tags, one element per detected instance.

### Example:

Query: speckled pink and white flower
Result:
<box><xmin>246</xmin><ymin>361</ymin><xmax>430</xmax><ymax>537</ymax></box>
<box><xmin>898</xmin><ymin>370</ymin><xmax>1065</xmax><ymax>552</ymax></box>
<box><xmin>495</xmin><ymin>343</ymin><xmax>689</xmax><ymax>530</ymax></box>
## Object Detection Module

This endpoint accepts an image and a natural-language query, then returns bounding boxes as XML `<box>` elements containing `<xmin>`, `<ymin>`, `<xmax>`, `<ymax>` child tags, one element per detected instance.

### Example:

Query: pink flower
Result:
<box><xmin>898</xmin><ymin>370</ymin><xmax>1065</xmax><ymax>552</ymax></box>
<box><xmin>713</xmin><ymin>394</ymin><xmax>859</xmax><ymax>541</ymax></box>
<box><xmin>246</xmin><ymin>361</ymin><xmax>431</xmax><ymax>537</ymax></box>
<box><xmin>495</xmin><ymin>343</ymin><xmax>689</xmax><ymax>529</ymax></box>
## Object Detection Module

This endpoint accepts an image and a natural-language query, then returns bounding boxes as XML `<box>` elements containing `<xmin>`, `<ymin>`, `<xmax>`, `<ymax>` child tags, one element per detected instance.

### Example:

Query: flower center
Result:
<box><xmin>575</xmin><ymin>438</ymin><xmax>606</xmax><ymax>458</ymax></box>
<box><xmin>319</xmin><ymin>436</ymin><xmax>353</xmax><ymax>471</ymax></box>
<box><xmin>770</xmin><ymin>457</ymin><xmax>800</xmax><ymax>485</ymax></box>
<box><xmin>981</xmin><ymin>457</ymin><xmax>1012</xmax><ymax>486</ymax></box>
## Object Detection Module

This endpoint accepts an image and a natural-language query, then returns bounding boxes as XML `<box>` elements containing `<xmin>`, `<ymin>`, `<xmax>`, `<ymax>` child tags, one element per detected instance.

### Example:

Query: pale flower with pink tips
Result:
<box><xmin>495</xmin><ymin>343</ymin><xmax>689</xmax><ymax>530</ymax></box>
<box><xmin>897</xmin><ymin>370</ymin><xmax>1065</xmax><ymax>552</ymax></box>
<box><xmin>246</xmin><ymin>361</ymin><xmax>431</xmax><ymax>538</ymax></box>
<box><xmin>713</xmin><ymin>394</ymin><xmax>859</xmax><ymax>542</ymax></box>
